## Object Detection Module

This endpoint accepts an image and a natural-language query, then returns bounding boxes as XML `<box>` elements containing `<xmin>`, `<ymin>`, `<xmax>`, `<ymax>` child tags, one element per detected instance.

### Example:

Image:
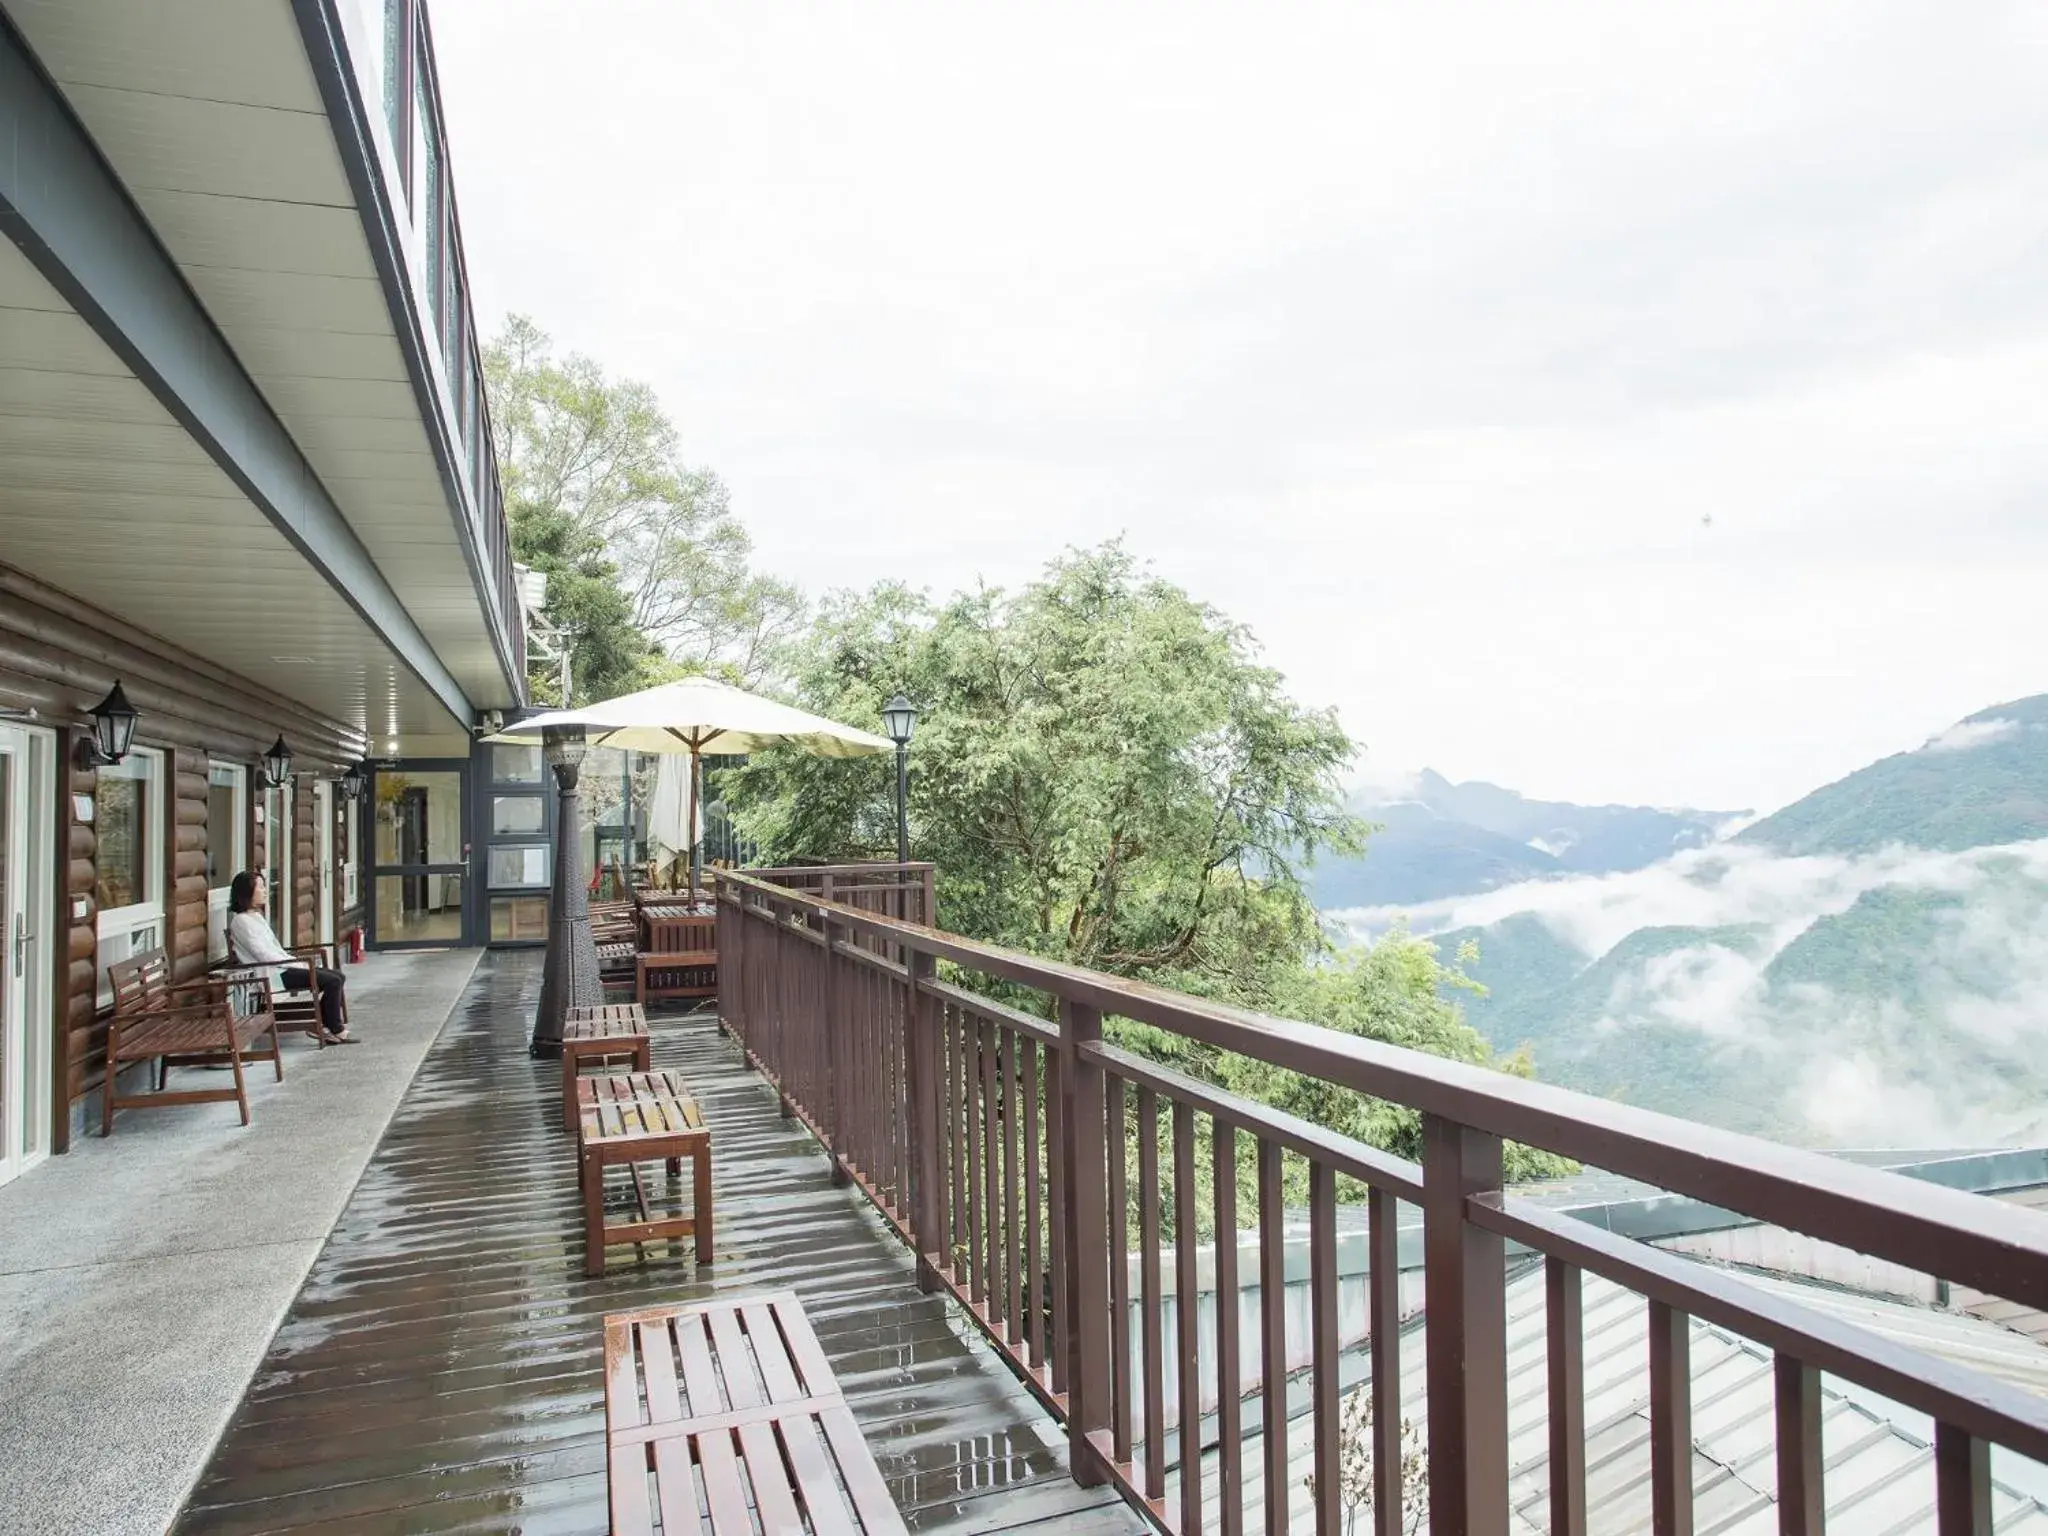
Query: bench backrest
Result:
<box><xmin>644</xmin><ymin>914</ymin><xmax>715</xmax><ymax>957</ymax></box>
<box><xmin>107</xmin><ymin>949</ymin><xmax>171</xmax><ymax>1017</ymax></box>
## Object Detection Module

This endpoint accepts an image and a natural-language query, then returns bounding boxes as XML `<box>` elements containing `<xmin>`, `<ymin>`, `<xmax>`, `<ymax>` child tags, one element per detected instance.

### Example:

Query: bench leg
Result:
<box><xmin>693</xmin><ymin>1142</ymin><xmax>714</xmax><ymax>1264</ymax></box>
<box><xmin>634</xmin><ymin>1040</ymin><xmax>651</xmax><ymax>1073</ymax></box>
<box><xmin>227</xmin><ymin>1032</ymin><xmax>251</xmax><ymax>1127</ymax></box>
<box><xmin>583</xmin><ymin>1146</ymin><xmax>606</xmax><ymax>1277</ymax></box>
<box><xmin>101</xmin><ymin>1024</ymin><xmax>122</xmax><ymax>1137</ymax></box>
<box><xmin>561</xmin><ymin>1049</ymin><xmax>578</xmax><ymax>1134</ymax></box>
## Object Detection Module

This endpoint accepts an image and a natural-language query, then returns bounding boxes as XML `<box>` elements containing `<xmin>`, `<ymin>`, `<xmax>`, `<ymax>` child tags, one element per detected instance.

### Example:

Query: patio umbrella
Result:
<box><xmin>490</xmin><ymin>676</ymin><xmax>891</xmax><ymax>894</ymax></box>
<box><xmin>645</xmin><ymin>752</ymin><xmax>698</xmax><ymax>888</ymax></box>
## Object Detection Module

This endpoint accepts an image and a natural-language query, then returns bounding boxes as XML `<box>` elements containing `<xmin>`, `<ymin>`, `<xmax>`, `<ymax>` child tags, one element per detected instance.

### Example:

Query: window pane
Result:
<box><xmin>488</xmin><ymin>844</ymin><xmax>547</xmax><ymax>887</ymax></box>
<box><xmin>206</xmin><ymin>763</ymin><xmax>243</xmax><ymax>890</ymax></box>
<box><xmin>418</xmin><ymin>63</ymin><xmax>443</xmax><ymax>337</ymax></box>
<box><xmin>492</xmin><ymin>744</ymin><xmax>542</xmax><ymax>784</ymax></box>
<box><xmin>491</xmin><ymin>795</ymin><xmax>543</xmax><ymax>835</ymax></box>
<box><xmin>373</xmin><ymin>771</ymin><xmax>464</xmax><ymax>865</ymax></box>
<box><xmin>95</xmin><ymin>772</ymin><xmax>148</xmax><ymax>911</ymax></box>
<box><xmin>375</xmin><ymin>874</ymin><xmax>463</xmax><ymax>944</ymax></box>
<box><xmin>381</xmin><ymin>0</ymin><xmax>406</xmax><ymax>165</ymax></box>
<box><xmin>490</xmin><ymin>895</ymin><xmax>548</xmax><ymax>943</ymax></box>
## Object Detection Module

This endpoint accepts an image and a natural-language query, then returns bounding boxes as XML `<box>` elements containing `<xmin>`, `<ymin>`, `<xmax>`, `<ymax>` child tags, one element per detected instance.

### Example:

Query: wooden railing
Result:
<box><xmin>714</xmin><ymin>870</ymin><xmax>2048</xmax><ymax>1536</ymax></box>
<box><xmin>747</xmin><ymin>861</ymin><xmax>935</xmax><ymax>928</ymax></box>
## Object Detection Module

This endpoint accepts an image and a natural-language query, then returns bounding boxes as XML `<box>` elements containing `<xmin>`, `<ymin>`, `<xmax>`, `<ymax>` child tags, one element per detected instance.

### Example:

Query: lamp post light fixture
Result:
<box><xmin>82</xmin><ymin>680</ymin><xmax>140</xmax><ymax>766</ymax></box>
<box><xmin>261</xmin><ymin>734</ymin><xmax>294</xmax><ymax>789</ymax></box>
<box><xmin>337</xmin><ymin>761</ymin><xmax>366</xmax><ymax>803</ymax></box>
<box><xmin>532</xmin><ymin>723</ymin><xmax>601</xmax><ymax>1057</ymax></box>
<box><xmin>881</xmin><ymin>695</ymin><xmax>917</xmax><ymax>866</ymax></box>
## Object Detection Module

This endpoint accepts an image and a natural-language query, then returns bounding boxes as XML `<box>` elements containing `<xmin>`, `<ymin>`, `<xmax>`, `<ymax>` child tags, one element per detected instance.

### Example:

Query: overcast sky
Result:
<box><xmin>432</xmin><ymin>1</ymin><xmax>2048</xmax><ymax>815</ymax></box>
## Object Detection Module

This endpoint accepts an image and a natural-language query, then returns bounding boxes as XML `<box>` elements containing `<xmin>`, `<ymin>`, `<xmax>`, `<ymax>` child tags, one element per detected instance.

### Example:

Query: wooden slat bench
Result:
<box><xmin>221</xmin><ymin>940</ymin><xmax>347</xmax><ymax>1047</ymax></box>
<box><xmin>637</xmin><ymin>908</ymin><xmax>717</xmax><ymax>1008</ymax></box>
<box><xmin>102</xmin><ymin>953</ymin><xmax>283</xmax><ymax>1135</ymax></box>
<box><xmin>578</xmin><ymin>1070</ymin><xmax>712</xmax><ymax>1276</ymax></box>
<box><xmin>562</xmin><ymin>1003</ymin><xmax>653</xmax><ymax>1132</ymax></box>
<box><xmin>603</xmin><ymin>1293</ymin><xmax>907</xmax><ymax>1535</ymax></box>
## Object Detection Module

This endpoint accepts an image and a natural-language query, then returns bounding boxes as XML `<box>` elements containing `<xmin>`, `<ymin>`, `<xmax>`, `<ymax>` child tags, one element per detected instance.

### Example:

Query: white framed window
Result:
<box><xmin>95</xmin><ymin>747</ymin><xmax>166</xmax><ymax>1001</ymax></box>
<box><xmin>205</xmin><ymin>761</ymin><xmax>248</xmax><ymax>964</ymax></box>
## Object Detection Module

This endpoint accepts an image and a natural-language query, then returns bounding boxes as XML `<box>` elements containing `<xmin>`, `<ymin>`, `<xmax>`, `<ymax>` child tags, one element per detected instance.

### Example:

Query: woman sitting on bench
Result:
<box><xmin>227</xmin><ymin>871</ymin><xmax>355</xmax><ymax>1044</ymax></box>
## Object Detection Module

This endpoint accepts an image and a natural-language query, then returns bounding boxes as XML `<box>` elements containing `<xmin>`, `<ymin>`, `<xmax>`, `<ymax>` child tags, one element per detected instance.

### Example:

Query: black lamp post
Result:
<box><xmin>262</xmin><ymin>734</ymin><xmax>294</xmax><ymax>789</ymax></box>
<box><xmin>531</xmin><ymin>724</ymin><xmax>602</xmax><ymax>1057</ymax></box>
<box><xmin>83</xmin><ymin>681</ymin><xmax>139</xmax><ymax>766</ymax></box>
<box><xmin>881</xmin><ymin>695</ymin><xmax>917</xmax><ymax>865</ymax></box>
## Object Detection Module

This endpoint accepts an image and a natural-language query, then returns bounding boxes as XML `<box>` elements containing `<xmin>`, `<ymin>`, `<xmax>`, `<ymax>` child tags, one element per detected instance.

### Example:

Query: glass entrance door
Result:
<box><xmin>368</xmin><ymin>762</ymin><xmax>469</xmax><ymax>948</ymax></box>
<box><xmin>0</xmin><ymin>725</ymin><xmax>54</xmax><ymax>1188</ymax></box>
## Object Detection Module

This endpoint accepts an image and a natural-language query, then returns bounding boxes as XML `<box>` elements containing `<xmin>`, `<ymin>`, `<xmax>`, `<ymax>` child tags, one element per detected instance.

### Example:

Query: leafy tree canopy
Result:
<box><xmin>731</xmin><ymin>543</ymin><xmax>1362</xmax><ymax>989</ymax></box>
<box><xmin>729</xmin><ymin>542</ymin><xmax>1575</xmax><ymax>1181</ymax></box>
<box><xmin>484</xmin><ymin>316</ymin><xmax>803</xmax><ymax>699</ymax></box>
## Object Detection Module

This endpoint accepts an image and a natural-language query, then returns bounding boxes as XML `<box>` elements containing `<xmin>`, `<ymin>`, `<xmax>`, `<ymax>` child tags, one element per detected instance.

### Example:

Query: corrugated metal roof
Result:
<box><xmin>1197</xmin><ymin>1261</ymin><xmax>2048</xmax><ymax>1533</ymax></box>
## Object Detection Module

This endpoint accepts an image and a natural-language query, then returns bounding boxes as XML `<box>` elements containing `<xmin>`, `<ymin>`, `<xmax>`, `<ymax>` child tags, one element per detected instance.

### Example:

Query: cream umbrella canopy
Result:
<box><xmin>490</xmin><ymin>676</ymin><xmax>892</xmax><ymax>893</ymax></box>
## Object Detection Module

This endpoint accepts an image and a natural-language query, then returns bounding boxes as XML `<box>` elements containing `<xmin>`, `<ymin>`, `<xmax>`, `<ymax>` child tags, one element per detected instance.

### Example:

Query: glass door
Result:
<box><xmin>0</xmin><ymin>725</ymin><xmax>54</xmax><ymax>1188</ymax></box>
<box><xmin>368</xmin><ymin>762</ymin><xmax>469</xmax><ymax>948</ymax></box>
<box><xmin>314</xmin><ymin>780</ymin><xmax>336</xmax><ymax>946</ymax></box>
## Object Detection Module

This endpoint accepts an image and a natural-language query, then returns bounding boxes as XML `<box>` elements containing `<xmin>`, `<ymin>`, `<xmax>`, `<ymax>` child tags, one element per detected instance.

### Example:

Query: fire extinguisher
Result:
<box><xmin>347</xmin><ymin>926</ymin><xmax>365</xmax><ymax>964</ymax></box>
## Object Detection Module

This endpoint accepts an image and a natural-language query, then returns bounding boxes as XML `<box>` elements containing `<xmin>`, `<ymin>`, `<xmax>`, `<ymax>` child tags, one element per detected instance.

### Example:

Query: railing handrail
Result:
<box><xmin>715</xmin><ymin>868</ymin><xmax>2048</xmax><ymax>1311</ymax></box>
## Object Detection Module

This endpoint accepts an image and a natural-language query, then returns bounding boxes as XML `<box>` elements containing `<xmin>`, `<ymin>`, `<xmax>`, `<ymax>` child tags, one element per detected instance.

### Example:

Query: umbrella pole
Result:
<box><xmin>688</xmin><ymin>746</ymin><xmax>702</xmax><ymax>901</ymax></box>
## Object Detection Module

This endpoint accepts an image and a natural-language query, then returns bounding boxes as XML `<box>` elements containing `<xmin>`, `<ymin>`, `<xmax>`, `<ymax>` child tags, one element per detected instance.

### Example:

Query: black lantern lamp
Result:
<box><xmin>541</xmin><ymin>722</ymin><xmax>588</xmax><ymax>780</ymax></box>
<box><xmin>262</xmin><ymin>734</ymin><xmax>294</xmax><ymax>789</ymax></box>
<box><xmin>882</xmin><ymin>695</ymin><xmax>917</xmax><ymax>865</ymax></box>
<box><xmin>83</xmin><ymin>681</ymin><xmax>140</xmax><ymax>766</ymax></box>
<box><xmin>338</xmin><ymin>761</ymin><xmax>366</xmax><ymax>803</ymax></box>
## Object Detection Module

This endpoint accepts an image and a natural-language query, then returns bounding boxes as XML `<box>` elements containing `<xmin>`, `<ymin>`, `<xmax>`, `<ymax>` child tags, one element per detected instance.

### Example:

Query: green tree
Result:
<box><xmin>484</xmin><ymin>315</ymin><xmax>803</xmax><ymax>698</ymax></box>
<box><xmin>732</xmin><ymin>543</ymin><xmax>1362</xmax><ymax>990</ymax></box>
<box><xmin>734</xmin><ymin>543</ymin><xmax>1573</xmax><ymax>1180</ymax></box>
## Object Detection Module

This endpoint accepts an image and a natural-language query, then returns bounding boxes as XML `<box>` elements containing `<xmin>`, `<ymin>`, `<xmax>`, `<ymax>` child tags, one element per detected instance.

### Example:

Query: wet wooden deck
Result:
<box><xmin>174</xmin><ymin>953</ymin><xmax>1145</xmax><ymax>1535</ymax></box>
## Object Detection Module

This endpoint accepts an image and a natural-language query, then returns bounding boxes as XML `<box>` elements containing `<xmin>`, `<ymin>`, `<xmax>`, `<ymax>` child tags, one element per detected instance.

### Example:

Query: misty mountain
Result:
<box><xmin>1417</xmin><ymin>697</ymin><xmax>2048</xmax><ymax>1146</ymax></box>
<box><xmin>1312</xmin><ymin>768</ymin><xmax>1739</xmax><ymax>908</ymax></box>
<box><xmin>1738</xmin><ymin>694</ymin><xmax>2048</xmax><ymax>856</ymax></box>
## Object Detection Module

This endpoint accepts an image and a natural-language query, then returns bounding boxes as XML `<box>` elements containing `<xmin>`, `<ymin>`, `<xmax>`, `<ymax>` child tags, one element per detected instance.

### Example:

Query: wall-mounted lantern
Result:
<box><xmin>81</xmin><ymin>681</ymin><xmax>140</xmax><ymax>766</ymax></box>
<box><xmin>338</xmin><ymin>761</ymin><xmax>367</xmax><ymax>803</ymax></box>
<box><xmin>262</xmin><ymin>734</ymin><xmax>294</xmax><ymax>788</ymax></box>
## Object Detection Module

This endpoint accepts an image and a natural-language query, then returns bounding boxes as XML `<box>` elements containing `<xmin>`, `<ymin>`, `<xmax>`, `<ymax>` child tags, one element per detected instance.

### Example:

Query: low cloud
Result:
<box><xmin>1921</xmin><ymin>717</ymin><xmax>2020</xmax><ymax>753</ymax></box>
<box><xmin>1332</xmin><ymin>839</ymin><xmax>2048</xmax><ymax>1146</ymax></box>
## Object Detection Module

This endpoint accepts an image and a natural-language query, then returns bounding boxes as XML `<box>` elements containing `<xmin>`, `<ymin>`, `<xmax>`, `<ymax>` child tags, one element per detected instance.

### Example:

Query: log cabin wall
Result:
<box><xmin>0</xmin><ymin>564</ymin><xmax>368</xmax><ymax>1141</ymax></box>
<box><xmin>170</xmin><ymin>753</ymin><xmax>209</xmax><ymax>985</ymax></box>
<box><xmin>293</xmin><ymin>777</ymin><xmax>318</xmax><ymax>949</ymax></box>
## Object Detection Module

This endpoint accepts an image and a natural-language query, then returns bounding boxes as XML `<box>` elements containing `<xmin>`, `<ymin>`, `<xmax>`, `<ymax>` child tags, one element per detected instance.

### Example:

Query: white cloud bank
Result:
<box><xmin>1333</xmin><ymin>839</ymin><xmax>2048</xmax><ymax>1145</ymax></box>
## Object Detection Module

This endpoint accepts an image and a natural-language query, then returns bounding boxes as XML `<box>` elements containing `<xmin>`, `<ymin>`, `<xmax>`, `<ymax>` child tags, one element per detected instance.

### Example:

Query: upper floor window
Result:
<box><xmin>381</xmin><ymin>0</ymin><xmax>411</xmax><ymax>201</ymax></box>
<box><xmin>418</xmin><ymin>57</ymin><xmax>445</xmax><ymax>342</ymax></box>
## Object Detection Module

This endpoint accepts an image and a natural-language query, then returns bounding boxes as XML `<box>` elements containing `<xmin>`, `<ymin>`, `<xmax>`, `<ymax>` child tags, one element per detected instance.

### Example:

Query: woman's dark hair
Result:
<box><xmin>229</xmin><ymin>870</ymin><xmax>258</xmax><ymax>914</ymax></box>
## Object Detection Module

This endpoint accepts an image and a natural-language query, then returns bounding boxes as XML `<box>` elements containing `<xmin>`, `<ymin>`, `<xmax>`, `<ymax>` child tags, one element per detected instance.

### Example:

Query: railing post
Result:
<box><xmin>905</xmin><ymin>946</ymin><xmax>944</xmax><ymax>1293</ymax></box>
<box><xmin>823</xmin><ymin>913</ymin><xmax>848</xmax><ymax>1181</ymax></box>
<box><xmin>1423</xmin><ymin>1114</ymin><xmax>1509</xmax><ymax>1535</ymax></box>
<box><xmin>1060</xmin><ymin>996</ymin><xmax>1111</xmax><ymax>1488</ymax></box>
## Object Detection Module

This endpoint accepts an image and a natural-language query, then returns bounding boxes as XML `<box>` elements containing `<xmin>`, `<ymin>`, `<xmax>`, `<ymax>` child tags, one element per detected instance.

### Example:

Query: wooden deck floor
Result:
<box><xmin>174</xmin><ymin>952</ymin><xmax>1145</xmax><ymax>1535</ymax></box>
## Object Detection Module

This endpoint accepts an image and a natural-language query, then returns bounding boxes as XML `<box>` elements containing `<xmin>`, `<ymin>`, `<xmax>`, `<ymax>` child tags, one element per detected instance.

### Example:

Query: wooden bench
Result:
<box><xmin>102</xmin><ymin>951</ymin><xmax>283</xmax><ymax>1135</ymax></box>
<box><xmin>637</xmin><ymin>908</ymin><xmax>717</xmax><ymax>1008</ymax></box>
<box><xmin>578</xmin><ymin>1069</ymin><xmax>712</xmax><ymax>1277</ymax></box>
<box><xmin>222</xmin><ymin>939</ymin><xmax>347</xmax><ymax>1047</ymax></box>
<box><xmin>561</xmin><ymin>1003</ymin><xmax>652</xmax><ymax>1132</ymax></box>
<box><xmin>603</xmin><ymin>1293</ymin><xmax>906</xmax><ymax>1535</ymax></box>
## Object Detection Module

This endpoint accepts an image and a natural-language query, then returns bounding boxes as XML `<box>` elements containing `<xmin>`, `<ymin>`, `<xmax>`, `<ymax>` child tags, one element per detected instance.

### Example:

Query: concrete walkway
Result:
<box><xmin>0</xmin><ymin>949</ymin><xmax>482</xmax><ymax>1536</ymax></box>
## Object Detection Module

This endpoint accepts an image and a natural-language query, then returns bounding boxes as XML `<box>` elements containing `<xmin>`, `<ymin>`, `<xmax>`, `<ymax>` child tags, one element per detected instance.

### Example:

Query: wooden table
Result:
<box><xmin>602</xmin><ymin>1292</ymin><xmax>906</xmax><ymax>1535</ymax></box>
<box><xmin>578</xmin><ymin>1070</ymin><xmax>713</xmax><ymax>1277</ymax></box>
<box><xmin>561</xmin><ymin>1003</ymin><xmax>651</xmax><ymax>1132</ymax></box>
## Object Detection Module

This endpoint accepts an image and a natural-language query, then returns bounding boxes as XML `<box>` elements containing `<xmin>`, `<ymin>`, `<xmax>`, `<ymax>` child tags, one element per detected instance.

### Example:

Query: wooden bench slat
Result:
<box><xmin>768</xmin><ymin>1295</ymin><xmax>841</xmax><ymax>1403</ymax></box>
<box><xmin>739</xmin><ymin>1419</ymin><xmax>807</xmax><ymax>1532</ymax></box>
<box><xmin>647</xmin><ymin>1436</ymin><xmax>701</xmax><ymax>1536</ymax></box>
<box><xmin>606</xmin><ymin>1442</ymin><xmax>656</xmax><ymax>1536</ymax></box>
<box><xmin>822</xmin><ymin>1403</ymin><xmax>912</xmax><ymax>1534</ymax></box>
<box><xmin>637</xmin><ymin>1319</ymin><xmax>686</xmax><ymax>1425</ymax></box>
